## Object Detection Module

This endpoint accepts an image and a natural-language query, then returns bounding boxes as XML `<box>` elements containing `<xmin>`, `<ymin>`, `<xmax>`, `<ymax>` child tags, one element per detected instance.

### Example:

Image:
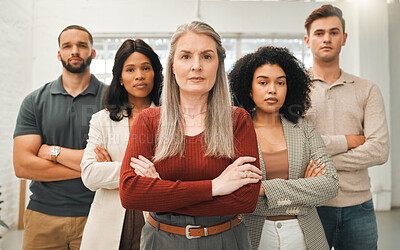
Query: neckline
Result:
<box><xmin>185</xmin><ymin>130</ymin><xmax>204</xmax><ymax>138</ymax></box>
<box><xmin>262</xmin><ymin>148</ymin><xmax>287</xmax><ymax>154</ymax></box>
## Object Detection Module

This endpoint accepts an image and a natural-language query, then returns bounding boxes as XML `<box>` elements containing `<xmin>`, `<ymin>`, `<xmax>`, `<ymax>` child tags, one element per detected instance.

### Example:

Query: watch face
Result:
<box><xmin>51</xmin><ymin>146</ymin><xmax>60</xmax><ymax>156</ymax></box>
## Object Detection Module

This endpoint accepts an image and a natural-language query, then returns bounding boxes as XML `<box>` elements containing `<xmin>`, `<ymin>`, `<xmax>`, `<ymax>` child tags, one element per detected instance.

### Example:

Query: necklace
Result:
<box><xmin>182</xmin><ymin>111</ymin><xmax>207</xmax><ymax>119</ymax></box>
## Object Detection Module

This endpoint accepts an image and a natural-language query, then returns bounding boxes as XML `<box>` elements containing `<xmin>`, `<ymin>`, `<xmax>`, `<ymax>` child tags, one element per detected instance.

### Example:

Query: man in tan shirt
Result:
<box><xmin>304</xmin><ymin>4</ymin><xmax>389</xmax><ymax>250</ymax></box>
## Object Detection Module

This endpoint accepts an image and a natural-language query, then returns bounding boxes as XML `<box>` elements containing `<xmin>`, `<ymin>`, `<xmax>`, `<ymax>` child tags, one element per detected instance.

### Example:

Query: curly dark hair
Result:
<box><xmin>103</xmin><ymin>39</ymin><xmax>163</xmax><ymax>121</ymax></box>
<box><xmin>228</xmin><ymin>46</ymin><xmax>311</xmax><ymax>124</ymax></box>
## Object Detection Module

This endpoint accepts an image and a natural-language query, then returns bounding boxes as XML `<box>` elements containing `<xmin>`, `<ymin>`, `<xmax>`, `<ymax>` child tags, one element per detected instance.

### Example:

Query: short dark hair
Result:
<box><xmin>229</xmin><ymin>46</ymin><xmax>311</xmax><ymax>124</ymax></box>
<box><xmin>305</xmin><ymin>4</ymin><xmax>346</xmax><ymax>35</ymax></box>
<box><xmin>102</xmin><ymin>39</ymin><xmax>163</xmax><ymax>121</ymax></box>
<box><xmin>58</xmin><ymin>25</ymin><xmax>93</xmax><ymax>46</ymax></box>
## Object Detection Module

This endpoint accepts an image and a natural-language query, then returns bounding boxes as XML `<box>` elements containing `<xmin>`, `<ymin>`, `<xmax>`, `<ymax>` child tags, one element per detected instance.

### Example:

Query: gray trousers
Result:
<box><xmin>141</xmin><ymin>213</ymin><xmax>252</xmax><ymax>250</ymax></box>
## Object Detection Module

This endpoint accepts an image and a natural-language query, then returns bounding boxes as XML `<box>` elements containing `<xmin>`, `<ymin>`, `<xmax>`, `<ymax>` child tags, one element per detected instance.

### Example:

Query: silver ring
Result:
<box><xmin>244</xmin><ymin>170</ymin><xmax>250</xmax><ymax>178</ymax></box>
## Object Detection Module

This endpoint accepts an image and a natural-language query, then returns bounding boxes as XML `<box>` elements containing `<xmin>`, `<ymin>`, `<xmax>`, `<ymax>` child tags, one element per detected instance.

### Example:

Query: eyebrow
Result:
<box><xmin>314</xmin><ymin>27</ymin><xmax>341</xmax><ymax>33</ymax></box>
<box><xmin>61</xmin><ymin>41</ymin><xmax>89</xmax><ymax>46</ymax></box>
<box><xmin>256</xmin><ymin>75</ymin><xmax>286</xmax><ymax>79</ymax></box>
<box><xmin>178</xmin><ymin>49</ymin><xmax>216</xmax><ymax>54</ymax></box>
<box><xmin>124</xmin><ymin>62</ymin><xmax>152</xmax><ymax>67</ymax></box>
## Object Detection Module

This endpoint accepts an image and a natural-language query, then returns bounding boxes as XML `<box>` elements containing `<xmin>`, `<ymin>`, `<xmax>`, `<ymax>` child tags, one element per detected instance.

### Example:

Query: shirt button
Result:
<box><xmin>277</xmin><ymin>222</ymin><xmax>282</xmax><ymax>229</ymax></box>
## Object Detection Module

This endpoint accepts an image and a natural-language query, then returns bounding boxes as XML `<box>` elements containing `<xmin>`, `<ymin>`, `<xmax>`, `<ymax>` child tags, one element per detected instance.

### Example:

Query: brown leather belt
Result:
<box><xmin>148</xmin><ymin>214</ymin><xmax>242</xmax><ymax>239</ymax></box>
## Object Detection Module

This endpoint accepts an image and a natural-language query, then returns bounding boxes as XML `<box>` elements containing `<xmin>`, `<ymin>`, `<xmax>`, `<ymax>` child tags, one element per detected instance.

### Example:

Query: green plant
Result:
<box><xmin>0</xmin><ymin>186</ymin><xmax>9</xmax><ymax>240</ymax></box>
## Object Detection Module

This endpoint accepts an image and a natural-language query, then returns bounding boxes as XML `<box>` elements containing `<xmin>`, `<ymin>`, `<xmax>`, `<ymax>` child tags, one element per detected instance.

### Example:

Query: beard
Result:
<box><xmin>61</xmin><ymin>54</ymin><xmax>92</xmax><ymax>73</ymax></box>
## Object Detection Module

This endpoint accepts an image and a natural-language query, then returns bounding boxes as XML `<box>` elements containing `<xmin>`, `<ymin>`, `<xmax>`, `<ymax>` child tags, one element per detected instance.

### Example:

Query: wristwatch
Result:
<box><xmin>50</xmin><ymin>146</ymin><xmax>61</xmax><ymax>163</ymax></box>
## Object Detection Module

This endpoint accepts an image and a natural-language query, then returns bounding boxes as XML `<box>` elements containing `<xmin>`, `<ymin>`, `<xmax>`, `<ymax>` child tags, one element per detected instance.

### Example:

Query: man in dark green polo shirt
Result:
<box><xmin>13</xmin><ymin>25</ymin><xmax>106</xmax><ymax>249</ymax></box>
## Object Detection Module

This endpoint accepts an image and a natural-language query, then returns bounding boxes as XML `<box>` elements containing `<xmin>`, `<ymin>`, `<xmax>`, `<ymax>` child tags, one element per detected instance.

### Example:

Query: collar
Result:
<box><xmin>309</xmin><ymin>68</ymin><xmax>354</xmax><ymax>87</ymax></box>
<box><xmin>121</xmin><ymin>102</ymin><xmax>157</xmax><ymax>116</ymax></box>
<box><xmin>280</xmin><ymin>115</ymin><xmax>297</xmax><ymax>128</ymax></box>
<box><xmin>50</xmin><ymin>74</ymin><xmax>100</xmax><ymax>96</ymax></box>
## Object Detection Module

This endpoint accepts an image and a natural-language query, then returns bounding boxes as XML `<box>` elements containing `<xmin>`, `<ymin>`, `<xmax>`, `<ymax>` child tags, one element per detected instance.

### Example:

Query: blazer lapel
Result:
<box><xmin>281</xmin><ymin>116</ymin><xmax>303</xmax><ymax>179</ymax></box>
<box><xmin>257</xmin><ymin>142</ymin><xmax>267</xmax><ymax>181</ymax></box>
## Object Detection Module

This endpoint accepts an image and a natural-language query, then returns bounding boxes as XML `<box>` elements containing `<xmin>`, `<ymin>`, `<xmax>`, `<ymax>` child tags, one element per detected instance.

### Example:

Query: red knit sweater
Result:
<box><xmin>119</xmin><ymin>107</ymin><xmax>260</xmax><ymax>216</ymax></box>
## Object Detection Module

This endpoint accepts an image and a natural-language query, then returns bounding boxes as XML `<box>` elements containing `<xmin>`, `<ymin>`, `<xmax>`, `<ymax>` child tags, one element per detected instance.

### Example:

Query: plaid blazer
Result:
<box><xmin>242</xmin><ymin>116</ymin><xmax>339</xmax><ymax>250</ymax></box>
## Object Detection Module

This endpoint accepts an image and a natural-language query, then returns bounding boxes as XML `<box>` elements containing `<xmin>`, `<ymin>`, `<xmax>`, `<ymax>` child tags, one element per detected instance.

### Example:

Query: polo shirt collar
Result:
<box><xmin>50</xmin><ymin>74</ymin><xmax>100</xmax><ymax>96</ymax></box>
<box><xmin>309</xmin><ymin>68</ymin><xmax>354</xmax><ymax>87</ymax></box>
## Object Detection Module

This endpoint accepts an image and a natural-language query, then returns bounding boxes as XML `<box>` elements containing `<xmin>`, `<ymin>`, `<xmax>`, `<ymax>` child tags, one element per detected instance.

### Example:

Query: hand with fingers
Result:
<box><xmin>212</xmin><ymin>156</ymin><xmax>262</xmax><ymax>197</ymax></box>
<box><xmin>304</xmin><ymin>159</ymin><xmax>326</xmax><ymax>178</ymax></box>
<box><xmin>94</xmin><ymin>145</ymin><xmax>112</xmax><ymax>163</ymax></box>
<box><xmin>130</xmin><ymin>155</ymin><xmax>160</xmax><ymax>179</ymax></box>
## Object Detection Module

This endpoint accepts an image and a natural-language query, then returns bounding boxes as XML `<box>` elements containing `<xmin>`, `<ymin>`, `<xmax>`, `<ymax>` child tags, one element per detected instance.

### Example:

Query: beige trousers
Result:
<box><xmin>22</xmin><ymin>209</ymin><xmax>87</xmax><ymax>250</ymax></box>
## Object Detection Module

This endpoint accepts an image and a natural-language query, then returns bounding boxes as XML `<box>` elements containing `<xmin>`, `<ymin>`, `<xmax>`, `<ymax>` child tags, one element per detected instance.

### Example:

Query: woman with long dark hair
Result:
<box><xmin>80</xmin><ymin>39</ymin><xmax>163</xmax><ymax>250</ymax></box>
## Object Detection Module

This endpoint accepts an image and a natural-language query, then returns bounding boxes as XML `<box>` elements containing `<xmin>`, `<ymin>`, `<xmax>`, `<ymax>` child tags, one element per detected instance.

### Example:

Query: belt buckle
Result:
<box><xmin>185</xmin><ymin>224</ymin><xmax>202</xmax><ymax>239</ymax></box>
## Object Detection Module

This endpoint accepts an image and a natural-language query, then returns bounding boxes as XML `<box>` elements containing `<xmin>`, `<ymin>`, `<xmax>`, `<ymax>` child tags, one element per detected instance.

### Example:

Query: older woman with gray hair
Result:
<box><xmin>119</xmin><ymin>21</ymin><xmax>262</xmax><ymax>249</ymax></box>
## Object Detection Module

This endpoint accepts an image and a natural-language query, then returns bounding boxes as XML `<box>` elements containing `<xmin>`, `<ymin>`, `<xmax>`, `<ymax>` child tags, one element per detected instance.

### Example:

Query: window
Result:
<box><xmin>92</xmin><ymin>35</ymin><xmax>312</xmax><ymax>84</ymax></box>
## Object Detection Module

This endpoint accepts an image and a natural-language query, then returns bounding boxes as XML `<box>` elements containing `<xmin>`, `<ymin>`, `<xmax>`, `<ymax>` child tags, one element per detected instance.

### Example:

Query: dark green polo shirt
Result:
<box><xmin>14</xmin><ymin>75</ymin><xmax>106</xmax><ymax>217</ymax></box>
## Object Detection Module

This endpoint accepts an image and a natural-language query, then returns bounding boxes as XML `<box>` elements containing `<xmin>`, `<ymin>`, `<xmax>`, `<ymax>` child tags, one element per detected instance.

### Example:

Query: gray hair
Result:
<box><xmin>154</xmin><ymin>21</ymin><xmax>234</xmax><ymax>162</ymax></box>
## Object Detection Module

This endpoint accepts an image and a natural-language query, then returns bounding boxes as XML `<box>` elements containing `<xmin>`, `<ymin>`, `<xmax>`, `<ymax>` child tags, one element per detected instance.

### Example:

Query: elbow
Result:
<box><xmin>326</xmin><ymin>175</ymin><xmax>340</xmax><ymax>200</ymax></box>
<box><xmin>81</xmin><ymin>177</ymin><xmax>97</xmax><ymax>192</ymax></box>
<box><xmin>377</xmin><ymin>148</ymin><xmax>389</xmax><ymax>165</ymax></box>
<box><xmin>119</xmin><ymin>189</ymin><xmax>135</xmax><ymax>210</ymax></box>
<box><xmin>242</xmin><ymin>183</ymin><xmax>261</xmax><ymax>214</ymax></box>
<box><xmin>119</xmin><ymin>178</ymin><xmax>132</xmax><ymax>209</ymax></box>
<box><xmin>245</xmin><ymin>200</ymin><xmax>258</xmax><ymax>214</ymax></box>
<box><xmin>13</xmin><ymin>161</ymin><xmax>28</xmax><ymax>179</ymax></box>
<box><xmin>80</xmin><ymin>168</ymin><xmax>98</xmax><ymax>191</ymax></box>
<box><xmin>14</xmin><ymin>166</ymin><xmax>25</xmax><ymax>179</ymax></box>
<box><xmin>80</xmin><ymin>160</ymin><xmax>101</xmax><ymax>191</ymax></box>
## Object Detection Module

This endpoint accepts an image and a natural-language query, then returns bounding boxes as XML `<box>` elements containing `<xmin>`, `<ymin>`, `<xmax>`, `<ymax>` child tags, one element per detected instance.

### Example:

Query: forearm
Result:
<box><xmin>119</xmin><ymin>173</ymin><xmax>212</xmax><ymax>212</ymax></box>
<box><xmin>262</xmin><ymin>175</ymin><xmax>338</xmax><ymax>210</ymax></box>
<box><xmin>81</xmin><ymin>160</ymin><xmax>121</xmax><ymax>191</ymax></box>
<box><xmin>14</xmin><ymin>154</ymin><xmax>81</xmax><ymax>181</ymax></box>
<box><xmin>14</xmin><ymin>135</ymin><xmax>81</xmax><ymax>181</ymax></box>
<box><xmin>320</xmin><ymin>135</ymin><xmax>348</xmax><ymax>156</ymax></box>
<box><xmin>54</xmin><ymin>147</ymin><xmax>84</xmax><ymax>171</ymax></box>
<box><xmin>173</xmin><ymin>182</ymin><xmax>261</xmax><ymax>216</ymax></box>
<box><xmin>334</xmin><ymin>83</ymin><xmax>389</xmax><ymax>171</ymax></box>
<box><xmin>332</xmin><ymin>140</ymin><xmax>389</xmax><ymax>171</ymax></box>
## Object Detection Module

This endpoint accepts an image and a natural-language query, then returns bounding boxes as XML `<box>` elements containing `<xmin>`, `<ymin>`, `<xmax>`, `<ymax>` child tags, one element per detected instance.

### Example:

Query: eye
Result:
<box><xmin>79</xmin><ymin>44</ymin><xmax>88</xmax><ymax>48</ymax></box>
<box><xmin>259</xmin><ymin>81</ymin><xmax>267</xmax><ymax>85</ymax></box>
<box><xmin>127</xmin><ymin>68</ymin><xmax>134</xmax><ymax>72</ymax></box>
<box><xmin>182</xmin><ymin>55</ymin><xmax>190</xmax><ymax>59</ymax></box>
<box><xmin>143</xmin><ymin>66</ymin><xmax>152</xmax><ymax>71</ymax></box>
<box><xmin>277</xmin><ymin>81</ymin><xmax>286</xmax><ymax>85</ymax></box>
<box><xmin>63</xmin><ymin>45</ymin><xmax>70</xmax><ymax>49</ymax></box>
<box><xmin>331</xmin><ymin>31</ymin><xmax>338</xmax><ymax>35</ymax></box>
<box><xmin>203</xmin><ymin>55</ymin><xmax>211</xmax><ymax>59</ymax></box>
<box><xmin>316</xmin><ymin>32</ymin><xmax>323</xmax><ymax>36</ymax></box>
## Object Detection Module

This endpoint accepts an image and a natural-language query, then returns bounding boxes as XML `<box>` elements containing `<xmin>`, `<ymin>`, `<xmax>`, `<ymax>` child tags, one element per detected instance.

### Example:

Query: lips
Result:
<box><xmin>69</xmin><ymin>57</ymin><xmax>82</xmax><ymax>63</ymax></box>
<box><xmin>189</xmin><ymin>77</ymin><xmax>205</xmax><ymax>83</ymax></box>
<box><xmin>134</xmin><ymin>83</ymin><xmax>148</xmax><ymax>88</ymax></box>
<box><xmin>265</xmin><ymin>97</ymin><xmax>278</xmax><ymax>104</ymax></box>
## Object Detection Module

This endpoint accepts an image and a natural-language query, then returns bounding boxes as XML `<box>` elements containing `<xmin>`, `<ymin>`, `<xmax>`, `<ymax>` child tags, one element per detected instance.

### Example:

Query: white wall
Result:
<box><xmin>388</xmin><ymin>4</ymin><xmax>400</xmax><ymax>206</ymax></box>
<box><xmin>357</xmin><ymin>1</ymin><xmax>392</xmax><ymax>210</ymax></box>
<box><xmin>30</xmin><ymin>0</ymin><xmax>361</xmax><ymax>89</ymax></box>
<box><xmin>0</xmin><ymin>0</ymin><xmax>33</xmax><ymax>230</ymax></box>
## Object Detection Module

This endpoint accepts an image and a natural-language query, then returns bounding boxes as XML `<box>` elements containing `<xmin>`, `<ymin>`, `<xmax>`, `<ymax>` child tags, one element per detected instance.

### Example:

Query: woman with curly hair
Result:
<box><xmin>229</xmin><ymin>46</ymin><xmax>339</xmax><ymax>250</ymax></box>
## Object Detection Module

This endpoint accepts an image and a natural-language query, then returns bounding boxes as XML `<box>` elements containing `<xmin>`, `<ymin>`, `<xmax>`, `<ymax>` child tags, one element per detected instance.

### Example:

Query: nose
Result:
<box><xmin>71</xmin><ymin>45</ymin><xmax>79</xmax><ymax>55</ymax></box>
<box><xmin>191</xmin><ymin>56</ymin><xmax>202</xmax><ymax>71</ymax></box>
<box><xmin>267</xmin><ymin>83</ymin><xmax>276</xmax><ymax>94</ymax></box>
<box><xmin>135</xmin><ymin>70</ymin><xmax>144</xmax><ymax>80</ymax></box>
<box><xmin>323</xmin><ymin>33</ymin><xmax>331</xmax><ymax>43</ymax></box>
